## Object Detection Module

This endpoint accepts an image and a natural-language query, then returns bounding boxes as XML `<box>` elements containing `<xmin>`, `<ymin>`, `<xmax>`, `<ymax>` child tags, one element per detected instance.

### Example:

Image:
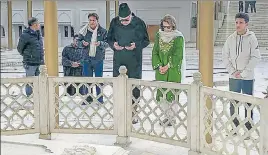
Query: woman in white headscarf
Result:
<box><xmin>152</xmin><ymin>14</ymin><xmax>186</xmax><ymax>126</ymax></box>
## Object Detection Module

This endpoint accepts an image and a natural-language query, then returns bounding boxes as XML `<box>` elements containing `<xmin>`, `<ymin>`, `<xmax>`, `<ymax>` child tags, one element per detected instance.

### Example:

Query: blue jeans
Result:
<box><xmin>24</xmin><ymin>64</ymin><xmax>40</xmax><ymax>97</ymax></box>
<box><xmin>229</xmin><ymin>78</ymin><xmax>254</xmax><ymax>130</ymax></box>
<box><xmin>81</xmin><ymin>60</ymin><xmax>104</xmax><ymax>103</ymax></box>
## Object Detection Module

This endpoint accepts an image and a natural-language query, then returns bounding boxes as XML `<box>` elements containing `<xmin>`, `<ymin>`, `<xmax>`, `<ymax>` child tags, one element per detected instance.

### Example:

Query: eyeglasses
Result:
<box><xmin>32</xmin><ymin>22</ymin><xmax>40</xmax><ymax>25</ymax></box>
<box><xmin>163</xmin><ymin>26</ymin><xmax>171</xmax><ymax>29</ymax></box>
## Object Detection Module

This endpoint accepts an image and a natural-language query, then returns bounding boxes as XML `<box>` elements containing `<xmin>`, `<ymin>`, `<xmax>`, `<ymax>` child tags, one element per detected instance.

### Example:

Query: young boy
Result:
<box><xmin>222</xmin><ymin>13</ymin><xmax>261</xmax><ymax>131</ymax></box>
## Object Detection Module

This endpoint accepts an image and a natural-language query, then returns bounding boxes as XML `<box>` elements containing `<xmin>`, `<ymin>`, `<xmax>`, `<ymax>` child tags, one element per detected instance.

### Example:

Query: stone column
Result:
<box><xmin>38</xmin><ymin>65</ymin><xmax>51</xmax><ymax>140</ymax></box>
<box><xmin>198</xmin><ymin>0</ymin><xmax>214</xmax><ymax>144</ymax></box>
<box><xmin>27</xmin><ymin>0</ymin><xmax>32</xmax><ymax>19</ymax></box>
<box><xmin>7</xmin><ymin>1</ymin><xmax>13</xmax><ymax>50</ymax></box>
<box><xmin>106</xmin><ymin>0</ymin><xmax>110</xmax><ymax>29</ymax></box>
<box><xmin>114</xmin><ymin>66</ymin><xmax>131</xmax><ymax>147</ymax></box>
<box><xmin>44</xmin><ymin>0</ymin><xmax>59</xmax><ymax>126</ymax></box>
<box><xmin>44</xmin><ymin>1</ymin><xmax>59</xmax><ymax>76</ymax></box>
<box><xmin>196</xmin><ymin>1</ymin><xmax>200</xmax><ymax>50</ymax></box>
<box><xmin>115</xmin><ymin>0</ymin><xmax>119</xmax><ymax>17</ymax></box>
<box><xmin>188</xmin><ymin>72</ymin><xmax>202</xmax><ymax>155</ymax></box>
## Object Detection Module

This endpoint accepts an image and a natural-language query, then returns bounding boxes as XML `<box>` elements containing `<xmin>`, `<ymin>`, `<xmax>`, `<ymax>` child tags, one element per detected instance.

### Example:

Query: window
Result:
<box><xmin>71</xmin><ymin>26</ymin><xmax>74</xmax><ymax>37</ymax></box>
<box><xmin>19</xmin><ymin>26</ymin><xmax>23</xmax><ymax>36</ymax></box>
<box><xmin>64</xmin><ymin>26</ymin><xmax>68</xmax><ymax>37</ymax></box>
<box><xmin>0</xmin><ymin>26</ymin><xmax>5</xmax><ymax>37</ymax></box>
<box><xmin>41</xmin><ymin>26</ymin><xmax>45</xmax><ymax>37</ymax></box>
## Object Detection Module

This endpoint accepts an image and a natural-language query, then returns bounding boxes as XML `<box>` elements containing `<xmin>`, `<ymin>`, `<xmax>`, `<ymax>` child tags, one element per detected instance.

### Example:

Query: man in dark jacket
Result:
<box><xmin>78</xmin><ymin>13</ymin><xmax>109</xmax><ymax>104</ymax></box>
<box><xmin>17</xmin><ymin>17</ymin><xmax>44</xmax><ymax>97</ymax></box>
<box><xmin>62</xmin><ymin>34</ymin><xmax>84</xmax><ymax>96</ymax></box>
<box><xmin>107</xmin><ymin>3</ymin><xmax>150</xmax><ymax>124</ymax></box>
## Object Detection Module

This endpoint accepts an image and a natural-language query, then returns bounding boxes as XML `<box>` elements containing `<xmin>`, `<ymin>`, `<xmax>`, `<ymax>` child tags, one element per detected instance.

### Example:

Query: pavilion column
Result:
<box><xmin>43</xmin><ymin>1</ymin><xmax>58</xmax><ymax>77</ymax></box>
<box><xmin>196</xmin><ymin>1</ymin><xmax>200</xmax><ymax>50</ymax></box>
<box><xmin>27</xmin><ymin>0</ymin><xmax>32</xmax><ymax>19</ymax></box>
<box><xmin>38</xmin><ymin>1</ymin><xmax>59</xmax><ymax>140</ymax></box>
<box><xmin>198</xmin><ymin>0</ymin><xmax>214</xmax><ymax>144</ymax></box>
<box><xmin>7</xmin><ymin>1</ymin><xmax>13</xmax><ymax>50</ymax></box>
<box><xmin>106</xmin><ymin>0</ymin><xmax>110</xmax><ymax>29</ymax></box>
<box><xmin>115</xmin><ymin>0</ymin><xmax>119</xmax><ymax>17</ymax></box>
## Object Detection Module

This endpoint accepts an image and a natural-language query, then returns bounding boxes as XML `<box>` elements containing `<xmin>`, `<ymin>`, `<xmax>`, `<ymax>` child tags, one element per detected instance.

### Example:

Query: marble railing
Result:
<box><xmin>1</xmin><ymin>65</ymin><xmax>267</xmax><ymax>155</ymax></box>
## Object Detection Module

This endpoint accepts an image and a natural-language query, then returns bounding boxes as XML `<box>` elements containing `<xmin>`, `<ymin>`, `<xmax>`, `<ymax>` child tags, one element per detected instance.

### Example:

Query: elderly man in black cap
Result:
<box><xmin>107</xmin><ymin>3</ymin><xmax>150</xmax><ymax>124</ymax></box>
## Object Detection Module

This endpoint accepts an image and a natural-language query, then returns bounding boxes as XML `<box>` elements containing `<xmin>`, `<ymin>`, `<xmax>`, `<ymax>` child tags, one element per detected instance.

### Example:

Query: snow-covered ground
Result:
<box><xmin>1</xmin><ymin>46</ymin><xmax>268</xmax><ymax>155</ymax></box>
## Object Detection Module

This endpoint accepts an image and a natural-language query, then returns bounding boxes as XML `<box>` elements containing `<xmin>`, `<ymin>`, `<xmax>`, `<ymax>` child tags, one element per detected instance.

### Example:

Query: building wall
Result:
<box><xmin>123</xmin><ymin>1</ymin><xmax>192</xmax><ymax>42</ymax></box>
<box><xmin>1</xmin><ymin>1</ymin><xmax>194</xmax><ymax>48</ymax></box>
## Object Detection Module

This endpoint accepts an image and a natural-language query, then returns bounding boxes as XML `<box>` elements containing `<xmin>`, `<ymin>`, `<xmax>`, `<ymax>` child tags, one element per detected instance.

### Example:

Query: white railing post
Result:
<box><xmin>260</xmin><ymin>89</ymin><xmax>268</xmax><ymax>155</ymax></box>
<box><xmin>188</xmin><ymin>72</ymin><xmax>202</xmax><ymax>155</ymax></box>
<box><xmin>114</xmin><ymin>66</ymin><xmax>131</xmax><ymax>147</ymax></box>
<box><xmin>38</xmin><ymin>65</ymin><xmax>51</xmax><ymax>140</ymax></box>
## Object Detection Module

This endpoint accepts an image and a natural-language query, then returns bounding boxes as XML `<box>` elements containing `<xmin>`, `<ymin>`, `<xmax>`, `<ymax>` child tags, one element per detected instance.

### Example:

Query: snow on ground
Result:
<box><xmin>1</xmin><ymin>133</ymin><xmax>190</xmax><ymax>155</ymax></box>
<box><xmin>1</xmin><ymin>134</ymin><xmax>130</xmax><ymax>155</ymax></box>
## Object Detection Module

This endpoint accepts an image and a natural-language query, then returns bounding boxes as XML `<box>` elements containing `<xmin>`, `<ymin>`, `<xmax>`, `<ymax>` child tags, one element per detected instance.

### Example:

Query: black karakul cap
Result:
<box><xmin>119</xmin><ymin>3</ymin><xmax>131</xmax><ymax>18</ymax></box>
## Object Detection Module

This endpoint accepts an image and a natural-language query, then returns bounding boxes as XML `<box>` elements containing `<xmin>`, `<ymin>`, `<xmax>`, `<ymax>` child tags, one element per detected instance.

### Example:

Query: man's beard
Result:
<box><xmin>90</xmin><ymin>25</ymin><xmax>97</xmax><ymax>29</ymax></box>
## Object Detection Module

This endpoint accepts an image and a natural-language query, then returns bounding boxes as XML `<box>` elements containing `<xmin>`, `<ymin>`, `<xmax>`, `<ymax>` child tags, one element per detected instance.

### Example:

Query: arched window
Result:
<box><xmin>0</xmin><ymin>26</ymin><xmax>5</xmax><ymax>37</ymax></box>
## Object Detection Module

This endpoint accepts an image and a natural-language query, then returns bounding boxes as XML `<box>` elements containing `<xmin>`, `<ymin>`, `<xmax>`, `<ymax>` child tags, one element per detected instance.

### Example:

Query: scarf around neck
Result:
<box><xmin>78</xmin><ymin>23</ymin><xmax>99</xmax><ymax>57</ymax></box>
<box><xmin>158</xmin><ymin>29</ymin><xmax>182</xmax><ymax>43</ymax></box>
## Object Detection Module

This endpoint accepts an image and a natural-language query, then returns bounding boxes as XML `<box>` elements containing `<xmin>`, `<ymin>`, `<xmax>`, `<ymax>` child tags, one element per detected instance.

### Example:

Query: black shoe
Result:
<box><xmin>132</xmin><ymin>118</ymin><xmax>138</xmax><ymax>124</ymax></box>
<box><xmin>82</xmin><ymin>97</ymin><xmax>93</xmax><ymax>105</ymax></box>
<box><xmin>159</xmin><ymin>118</ymin><xmax>174</xmax><ymax>126</ymax></box>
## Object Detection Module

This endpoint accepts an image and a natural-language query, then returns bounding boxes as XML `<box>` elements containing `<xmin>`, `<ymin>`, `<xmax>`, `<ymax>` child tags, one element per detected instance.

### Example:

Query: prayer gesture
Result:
<box><xmin>125</xmin><ymin>42</ymin><xmax>136</xmax><ymax>50</ymax></box>
<box><xmin>114</xmin><ymin>42</ymin><xmax>124</xmax><ymax>50</ymax></box>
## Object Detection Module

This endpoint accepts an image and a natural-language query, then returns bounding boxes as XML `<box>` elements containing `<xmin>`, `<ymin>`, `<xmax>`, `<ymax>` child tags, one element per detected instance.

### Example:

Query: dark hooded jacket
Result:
<box><xmin>17</xmin><ymin>28</ymin><xmax>44</xmax><ymax>65</ymax></box>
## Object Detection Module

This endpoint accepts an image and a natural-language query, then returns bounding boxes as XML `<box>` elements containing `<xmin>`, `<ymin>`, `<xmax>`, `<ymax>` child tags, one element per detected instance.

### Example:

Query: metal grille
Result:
<box><xmin>200</xmin><ymin>87</ymin><xmax>262</xmax><ymax>155</ymax></box>
<box><xmin>1</xmin><ymin>78</ymin><xmax>39</xmax><ymax>134</ymax></box>
<box><xmin>128</xmin><ymin>80</ymin><xmax>190</xmax><ymax>146</ymax></box>
<box><xmin>49</xmin><ymin>77</ymin><xmax>116</xmax><ymax>134</ymax></box>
